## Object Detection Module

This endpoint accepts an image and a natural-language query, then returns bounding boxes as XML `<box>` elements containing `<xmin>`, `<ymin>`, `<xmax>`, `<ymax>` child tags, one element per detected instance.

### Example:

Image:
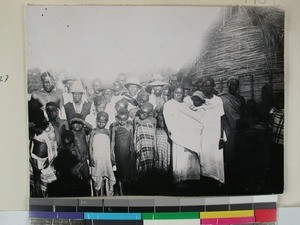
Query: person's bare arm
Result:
<box><xmin>89</xmin><ymin>130</ymin><xmax>95</xmax><ymax>167</ymax></box>
<box><xmin>71</xmin><ymin>118</ymin><xmax>93</xmax><ymax>130</ymax></box>
<box><xmin>110</xmin><ymin>127</ymin><xmax>116</xmax><ymax>167</ymax></box>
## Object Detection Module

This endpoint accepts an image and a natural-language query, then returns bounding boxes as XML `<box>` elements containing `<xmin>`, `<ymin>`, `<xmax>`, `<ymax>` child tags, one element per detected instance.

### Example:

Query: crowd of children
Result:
<box><xmin>28</xmin><ymin>72</ymin><xmax>284</xmax><ymax>197</ymax></box>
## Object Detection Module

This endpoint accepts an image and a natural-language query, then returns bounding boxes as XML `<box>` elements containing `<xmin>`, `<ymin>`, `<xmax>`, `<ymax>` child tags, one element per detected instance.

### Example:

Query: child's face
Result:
<box><xmin>46</xmin><ymin>106</ymin><xmax>58</xmax><ymax>120</ymax></box>
<box><xmin>116</xmin><ymin>114</ymin><xmax>129</xmax><ymax>126</ymax></box>
<box><xmin>72</xmin><ymin>122</ymin><xmax>83</xmax><ymax>131</ymax></box>
<box><xmin>95</xmin><ymin>102</ymin><xmax>106</xmax><ymax>113</ymax></box>
<box><xmin>138</xmin><ymin>95</ymin><xmax>149</xmax><ymax>107</ymax></box>
<box><xmin>62</xmin><ymin>137</ymin><xmax>73</xmax><ymax>147</ymax></box>
<box><xmin>115</xmin><ymin>102</ymin><xmax>126</xmax><ymax>112</ymax></box>
<box><xmin>139</xmin><ymin>107</ymin><xmax>151</xmax><ymax>120</ymax></box>
<box><xmin>96</xmin><ymin>115</ymin><xmax>108</xmax><ymax>129</ymax></box>
<box><xmin>161</xmin><ymin>89</ymin><xmax>170</xmax><ymax>102</ymax></box>
<box><xmin>192</xmin><ymin>97</ymin><xmax>205</xmax><ymax>107</ymax></box>
<box><xmin>103</xmin><ymin>89</ymin><xmax>113</xmax><ymax>103</ymax></box>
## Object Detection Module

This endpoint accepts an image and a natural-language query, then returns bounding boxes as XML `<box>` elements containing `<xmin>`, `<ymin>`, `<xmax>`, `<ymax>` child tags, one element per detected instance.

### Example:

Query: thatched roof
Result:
<box><xmin>182</xmin><ymin>6</ymin><xmax>284</xmax><ymax>101</ymax></box>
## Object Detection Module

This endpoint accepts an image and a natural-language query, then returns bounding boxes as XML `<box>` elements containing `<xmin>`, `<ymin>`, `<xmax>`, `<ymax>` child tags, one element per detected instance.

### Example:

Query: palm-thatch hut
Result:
<box><xmin>184</xmin><ymin>6</ymin><xmax>284</xmax><ymax>102</ymax></box>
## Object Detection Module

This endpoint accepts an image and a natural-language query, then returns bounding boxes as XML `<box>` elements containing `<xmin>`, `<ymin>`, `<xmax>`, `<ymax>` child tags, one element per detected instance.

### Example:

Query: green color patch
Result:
<box><xmin>142</xmin><ymin>212</ymin><xmax>199</xmax><ymax>220</ymax></box>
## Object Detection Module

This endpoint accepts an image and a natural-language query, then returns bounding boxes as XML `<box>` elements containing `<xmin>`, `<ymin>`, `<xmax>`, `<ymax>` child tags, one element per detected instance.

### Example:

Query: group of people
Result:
<box><xmin>28</xmin><ymin>71</ymin><xmax>284</xmax><ymax>197</ymax></box>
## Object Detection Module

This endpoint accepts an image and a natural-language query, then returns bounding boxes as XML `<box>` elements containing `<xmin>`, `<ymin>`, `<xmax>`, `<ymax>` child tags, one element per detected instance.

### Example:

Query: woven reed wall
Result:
<box><xmin>188</xmin><ymin>7</ymin><xmax>284</xmax><ymax>102</ymax></box>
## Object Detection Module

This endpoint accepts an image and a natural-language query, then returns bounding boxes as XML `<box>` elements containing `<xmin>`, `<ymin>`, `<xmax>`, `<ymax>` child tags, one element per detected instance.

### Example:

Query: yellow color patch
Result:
<box><xmin>199</xmin><ymin>210</ymin><xmax>254</xmax><ymax>219</ymax></box>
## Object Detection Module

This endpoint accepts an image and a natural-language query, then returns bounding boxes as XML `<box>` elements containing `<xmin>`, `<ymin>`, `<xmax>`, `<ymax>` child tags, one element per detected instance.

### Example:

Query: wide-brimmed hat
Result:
<box><xmin>70</xmin><ymin>80</ymin><xmax>85</xmax><ymax>93</ymax></box>
<box><xmin>191</xmin><ymin>91</ymin><xmax>205</xmax><ymax>100</ymax></box>
<box><xmin>124</xmin><ymin>77</ymin><xmax>142</xmax><ymax>89</ymax></box>
<box><xmin>149</xmin><ymin>74</ymin><xmax>168</xmax><ymax>86</ymax></box>
<box><xmin>62</xmin><ymin>76</ymin><xmax>76</xmax><ymax>84</ymax></box>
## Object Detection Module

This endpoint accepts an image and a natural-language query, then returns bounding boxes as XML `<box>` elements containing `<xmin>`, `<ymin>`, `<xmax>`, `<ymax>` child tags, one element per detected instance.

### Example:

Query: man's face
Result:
<box><xmin>127</xmin><ymin>84</ymin><xmax>139</xmax><ymax>97</ymax></box>
<box><xmin>116</xmin><ymin>114</ymin><xmax>128</xmax><ymax>126</ymax></box>
<box><xmin>42</xmin><ymin>76</ymin><xmax>54</xmax><ymax>92</ymax></box>
<box><xmin>72</xmin><ymin>92</ymin><xmax>83</xmax><ymax>103</ymax></box>
<box><xmin>96</xmin><ymin>116</ymin><xmax>108</xmax><ymax>129</ymax></box>
<box><xmin>202</xmin><ymin>80</ymin><xmax>214</xmax><ymax>96</ymax></box>
<box><xmin>92</xmin><ymin>81</ymin><xmax>102</xmax><ymax>94</ymax></box>
<box><xmin>46</xmin><ymin>106</ymin><xmax>59</xmax><ymax>120</ymax></box>
<box><xmin>153</xmin><ymin>86</ymin><xmax>163</xmax><ymax>96</ymax></box>
<box><xmin>169</xmin><ymin>76</ymin><xmax>178</xmax><ymax>86</ymax></box>
<box><xmin>173</xmin><ymin>88</ymin><xmax>184</xmax><ymax>102</ymax></box>
<box><xmin>228</xmin><ymin>80</ymin><xmax>239</xmax><ymax>95</ymax></box>
<box><xmin>103</xmin><ymin>89</ymin><xmax>113</xmax><ymax>103</ymax></box>
<box><xmin>139</xmin><ymin>107</ymin><xmax>151</xmax><ymax>120</ymax></box>
<box><xmin>113</xmin><ymin>82</ymin><xmax>122</xmax><ymax>96</ymax></box>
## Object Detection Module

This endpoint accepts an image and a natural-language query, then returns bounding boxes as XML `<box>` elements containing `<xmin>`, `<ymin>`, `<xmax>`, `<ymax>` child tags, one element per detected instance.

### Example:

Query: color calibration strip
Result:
<box><xmin>29</xmin><ymin>195</ymin><xmax>277</xmax><ymax>224</ymax></box>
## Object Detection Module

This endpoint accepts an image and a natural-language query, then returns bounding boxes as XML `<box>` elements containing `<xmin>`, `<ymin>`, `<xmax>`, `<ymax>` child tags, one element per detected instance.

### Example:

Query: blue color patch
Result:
<box><xmin>29</xmin><ymin>211</ymin><xmax>84</xmax><ymax>219</ymax></box>
<box><xmin>84</xmin><ymin>213</ymin><xmax>142</xmax><ymax>220</ymax></box>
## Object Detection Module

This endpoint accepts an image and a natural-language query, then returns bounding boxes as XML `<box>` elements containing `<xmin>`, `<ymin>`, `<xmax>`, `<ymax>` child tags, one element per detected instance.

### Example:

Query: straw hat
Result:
<box><xmin>149</xmin><ymin>74</ymin><xmax>167</xmax><ymax>86</ymax></box>
<box><xmin>124</xmin><ymin>76</ymin><xmax>142</xmax><ymax>89</ymax></box>
<box><xmin>191</xmin><ymin>91</ymin><xmax>206</xmax><ymax>100</ymax></box>
<box><xmin>70</xmin><ymin>80</ymin><xmax>85</xmax><ymax>93</ymax></box>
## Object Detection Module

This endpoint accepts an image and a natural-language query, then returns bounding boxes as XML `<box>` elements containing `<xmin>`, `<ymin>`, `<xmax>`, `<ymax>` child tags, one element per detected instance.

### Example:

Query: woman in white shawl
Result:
<box><xmin>163</xmin><ymin>85</ymin><xmax>204</xmax><ymax>183</ymax></box>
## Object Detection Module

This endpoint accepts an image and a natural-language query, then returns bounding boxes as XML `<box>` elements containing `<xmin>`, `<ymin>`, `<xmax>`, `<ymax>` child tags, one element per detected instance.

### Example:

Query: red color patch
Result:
<box><xmin>255</xmin><ymin>209</ymin><xmax>277</xmax><ymax>222</ymax></box>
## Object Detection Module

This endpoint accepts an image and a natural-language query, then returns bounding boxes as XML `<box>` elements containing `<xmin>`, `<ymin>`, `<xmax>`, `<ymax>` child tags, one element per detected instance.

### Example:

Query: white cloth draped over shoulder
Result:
<box><xmin>163</xmin><ymin>99</ymin><xmax>204</xmax><ymax>157</ymax></box>
<box><xmin>200</xmin><ymin>95</ymin><xmax>225</xmax><ymax>183</ymax></box>
<box><xmin>163</xmin><ymin>96</ymin><xmax>225</xmax><ymax>184</ymax></box>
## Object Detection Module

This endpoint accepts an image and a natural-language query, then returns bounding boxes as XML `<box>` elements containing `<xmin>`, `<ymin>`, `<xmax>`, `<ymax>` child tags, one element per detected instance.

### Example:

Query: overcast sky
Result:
<box><xmin>26</xmin><ymin>6</ymin><xmax>222</xmax><ymax>83</ymax></box>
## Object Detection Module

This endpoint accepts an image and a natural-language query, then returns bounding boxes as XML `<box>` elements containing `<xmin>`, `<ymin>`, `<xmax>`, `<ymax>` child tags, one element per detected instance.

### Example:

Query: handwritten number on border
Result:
<box><xmin>0</xmin><ymin>75</ymin><xmax>9</xmax><ymax>82</ymax></box>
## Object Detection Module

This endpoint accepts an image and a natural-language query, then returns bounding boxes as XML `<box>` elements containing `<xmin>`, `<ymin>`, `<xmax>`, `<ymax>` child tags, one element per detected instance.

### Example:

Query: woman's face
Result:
<box><xmin>173</xmin><ymin>87</ymin><xmax>184</xmax><ymax>102</ymax></box>
<box><xmin>202</xmin><ymin>80</ymin><xmax>214</xmax><ymax>96</ymax></box>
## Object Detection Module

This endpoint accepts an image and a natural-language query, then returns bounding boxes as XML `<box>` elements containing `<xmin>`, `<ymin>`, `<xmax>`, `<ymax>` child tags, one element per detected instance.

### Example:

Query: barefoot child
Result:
<box><xmin>111</xmin><ymin>109</ymin><xmax>134</xmax><ymax>195</ymax></box>
<box><xmin>134</xmin><ymin>102</ymin><xmax>157</xmax><ymax>176</ymax></box>
<box><xmin>70</xmin><ymin>114</ymin><xmax>93</xmax><ymax>195</ymax></box>
<box><xmin>89</xmin><ymin>112</ymin><xmax>116</xmax><ymax>196</ymax></box>
<box><xmin>49</xmin><ymin>130</ymin><xmax>90</xmax><ymax>196</ymax></box>
<box><xmin>155</xmin><ymin>112</ymin><xmax>171</xmax><ymax>174</ymax></box>
<box><xmin>85</xmin><ymin>95</ymin><xmax>107</xmax><ymax>128</ymax></box>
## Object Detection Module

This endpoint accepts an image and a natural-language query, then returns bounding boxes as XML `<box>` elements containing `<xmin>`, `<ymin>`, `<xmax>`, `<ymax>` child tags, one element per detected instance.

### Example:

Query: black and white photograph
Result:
<box><xmin>27</xmin><ymin>5</ymin><xmax>284</xmax><ymax>197</ymax></box>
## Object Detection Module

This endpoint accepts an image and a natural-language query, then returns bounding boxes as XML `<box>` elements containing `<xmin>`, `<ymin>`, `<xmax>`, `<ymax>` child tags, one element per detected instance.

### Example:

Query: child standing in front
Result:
<box><xmin>111</xmin><ymin>109</ymin><xmax>134</xmax><ymax>195</ymax></box>
<box><xmin>155</xmin><ymin>112</ymin><xmax>171</xmax><ymax>175</ymax></box>
<box><xmin>134</xmin><ymin>102</ymin><xmax>157</xmax><ymax>177</ymax></box>
<box><xmin>89</xmin><ymin>112</ymin><xmax>116</xmax><ymax>196</ymax></box>
<box><xmin>70</xmin><ymin>114</ymin><xmax>93</xmax><ymax>196</ymax></box>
